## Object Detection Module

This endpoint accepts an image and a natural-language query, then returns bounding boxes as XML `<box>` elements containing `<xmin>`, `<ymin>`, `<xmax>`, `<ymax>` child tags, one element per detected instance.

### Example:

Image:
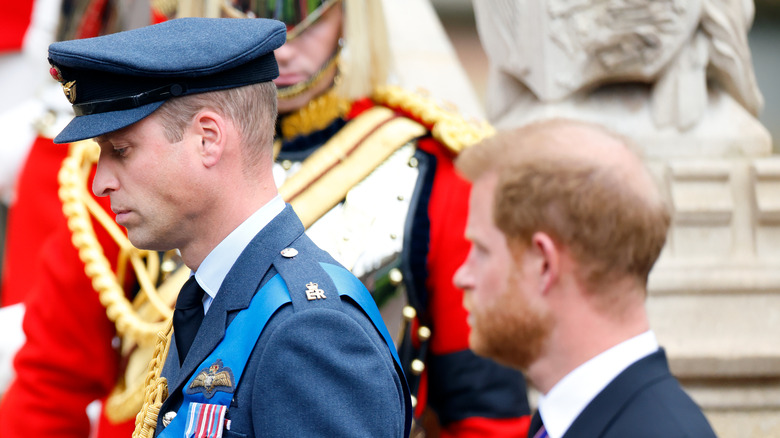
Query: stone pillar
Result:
<box><xmin>473</xmin><ymin>1</ymin><xmax>779</xmax><ymax>436</ymax></box>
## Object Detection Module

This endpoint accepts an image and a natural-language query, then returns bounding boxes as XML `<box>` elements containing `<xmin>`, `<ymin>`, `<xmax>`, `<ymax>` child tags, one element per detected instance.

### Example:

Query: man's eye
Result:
<box><xmin>113</xmin><ymin>147</ymin><xmax>128</xmax><ymax>157</ymax></box>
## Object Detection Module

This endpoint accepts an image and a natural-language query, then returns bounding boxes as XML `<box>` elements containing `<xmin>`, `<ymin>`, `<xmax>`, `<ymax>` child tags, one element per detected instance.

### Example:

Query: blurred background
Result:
<box><xmin>431</xmin><ymin>0</ymin><xmax>780</xmax><ymax>150</ymax></box>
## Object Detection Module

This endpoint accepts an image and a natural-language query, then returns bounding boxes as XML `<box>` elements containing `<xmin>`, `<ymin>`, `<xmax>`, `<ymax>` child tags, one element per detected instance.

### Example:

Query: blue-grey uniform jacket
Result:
<box><xmin>155</xmin><ymin>205</ymin><xmax>411</xmax><ymax>437</ymax></box>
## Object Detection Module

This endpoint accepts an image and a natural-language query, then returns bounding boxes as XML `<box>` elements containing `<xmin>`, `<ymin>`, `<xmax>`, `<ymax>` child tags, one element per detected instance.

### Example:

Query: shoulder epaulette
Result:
<box><xmin>372</xmin><ymin>85</ymin><xmax>495</xmax><ymax>155</ymax></box>
<box><xmin>280</xmin><ymin>105</ymin><xmax>426</xmax><ymax>228</ymax></box>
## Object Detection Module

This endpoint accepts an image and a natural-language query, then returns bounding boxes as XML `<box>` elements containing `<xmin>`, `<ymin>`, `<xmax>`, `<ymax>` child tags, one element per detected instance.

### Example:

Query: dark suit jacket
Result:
<box><xmin>530</xmin><ymin>349</ymin><xmax>716</xmax><ymax>438</ymax></box>
<box><xmin>155</xmin><ymin>205</ymin><xmax>409</xmax><ymax>437</ymax></box>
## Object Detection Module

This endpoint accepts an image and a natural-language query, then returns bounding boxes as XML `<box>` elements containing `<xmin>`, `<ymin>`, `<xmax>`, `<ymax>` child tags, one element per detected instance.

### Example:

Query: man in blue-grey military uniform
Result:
<box><xmin>46</xmin><ymin>17</ymin><xmax>411</xmax><ymax>438</ymax></box>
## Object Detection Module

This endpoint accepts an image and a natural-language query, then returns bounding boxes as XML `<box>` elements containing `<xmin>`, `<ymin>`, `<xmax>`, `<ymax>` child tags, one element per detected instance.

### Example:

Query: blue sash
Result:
<box><xmin>160</xmin><ymin>263</ymin><xmax>406</xmax><ymax>436</ymax></box>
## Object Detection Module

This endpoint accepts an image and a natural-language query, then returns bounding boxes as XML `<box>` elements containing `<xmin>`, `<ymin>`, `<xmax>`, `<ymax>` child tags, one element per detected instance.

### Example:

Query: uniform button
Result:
<box><xmin>418</xmin><ymin>326</ymin><xmax>431</xmax><ymax>342</ymax></box>
<box><xmin>280</xmin><ymin>247</ymin><xmax>298</xmax><ymax>258</ymax></box>
<box><xmin>411</xmin><ymin>359</ymin><xmax>425</xmax><ymax>375</ymax></box>
<box><xmin>389</xmin><ymin>268</ymin><xmax>403</xmax><ymax>286</ymax></box>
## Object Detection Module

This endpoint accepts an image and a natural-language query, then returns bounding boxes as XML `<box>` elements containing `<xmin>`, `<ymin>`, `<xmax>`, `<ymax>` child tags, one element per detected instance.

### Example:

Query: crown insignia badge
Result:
<box><xmin>305</xmin><ymin>282</ymin><xmax>326</xmax><ymax>300</ymax></box>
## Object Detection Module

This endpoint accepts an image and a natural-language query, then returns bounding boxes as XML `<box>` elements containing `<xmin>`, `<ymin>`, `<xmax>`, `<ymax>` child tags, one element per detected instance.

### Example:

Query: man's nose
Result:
<box><xmin>453</xmin><ymin>262</ymin><xmax>471</xmax><ymax>292</ymax></box>
<box><xmin>273</xmin><ymin>43</ymin><xmax>295</xmax><ymax>65</ymax></box>
<box><xmin>92</xmin><ymin>158</ymin><xmax>118</xmax><ymax>197</ymax></box>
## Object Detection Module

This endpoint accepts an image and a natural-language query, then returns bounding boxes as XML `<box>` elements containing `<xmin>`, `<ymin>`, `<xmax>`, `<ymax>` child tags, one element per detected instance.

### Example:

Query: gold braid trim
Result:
<box><xmin>277</xmin><ymin>51</ymin><xmax>340</xmax><ymax>100</ymax></box>
<box><xmin>105</xmin><ymin>264</ymin><xmax>189</xmax><ymax>422</ymax></box>
<box><xmin>133</xmin><ymin>320</ymin><xmax>172</xmax><ymax>438</ymax></box>
<box><xmin>58</xmin><ymin>140</ymin><xmax>172</xmax><ymax>348</ymax></box>
<box><xmin>371</xmin><ymin>85</ymin><xmax>496</xmax><ymax>154</ymax></box>
<box><xmin>281</xmin><ymin>107</ymin><xmax>427</xmax><ymax>228</ymax></box>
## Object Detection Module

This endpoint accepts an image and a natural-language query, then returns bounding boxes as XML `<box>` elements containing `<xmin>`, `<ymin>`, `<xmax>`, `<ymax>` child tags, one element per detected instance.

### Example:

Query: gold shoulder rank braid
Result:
<box><xmin>371</xmin><ymin>85</ymin><xmax>495</xmax><ymax>154</ymax></box>
<box><xmin>279</xmin><ymin>85</ymin><xmax>495</xmax><ymax>228</ymax></box>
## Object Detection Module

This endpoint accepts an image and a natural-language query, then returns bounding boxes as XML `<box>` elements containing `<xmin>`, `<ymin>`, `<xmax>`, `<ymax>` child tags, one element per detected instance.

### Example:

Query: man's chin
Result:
<box><xmin>469</xmin><ymin>327</ymin><xmax>540</xmax><ymax>371</ymax></box>
<box><xmin>126</xmin><ymin>231</ymin><xmax>164</xmax><ymax>252</ymax></box>
<box><xmin>468</xmin><ymin>331</ymin><xmax>495</xmax><ymax>361</ymax></box>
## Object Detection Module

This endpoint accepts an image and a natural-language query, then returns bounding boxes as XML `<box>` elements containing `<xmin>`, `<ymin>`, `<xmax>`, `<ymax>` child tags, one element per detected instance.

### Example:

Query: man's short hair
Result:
<box><xmin>155</xmin><ymin>82</ymin><xmax>278</xmax><ymax>168</ymax></box>
<box><xmin>456</xmin><ymin>118</ymin><xmax>671</xmax><ymax>290</ymax></box>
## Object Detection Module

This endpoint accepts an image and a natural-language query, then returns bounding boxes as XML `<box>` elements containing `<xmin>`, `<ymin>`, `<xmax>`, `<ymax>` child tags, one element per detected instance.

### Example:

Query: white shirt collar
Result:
<box><xmin>537</xmin><ymin>331</ymin><xmax>659</xmax><ymax>438</ymax></box>
<box><xmin>193</xmin><ymin>195</ymin><xmax>285</xmax><ymax>313</ymax></box>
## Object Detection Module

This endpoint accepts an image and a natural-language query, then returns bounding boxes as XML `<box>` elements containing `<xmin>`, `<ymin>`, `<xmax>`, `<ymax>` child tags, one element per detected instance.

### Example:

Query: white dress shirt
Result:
<box><xmin>537</xmin><ymin>331</ymin><xmax>660</xmax><ymax>438</ymax></box>
<box><xmin>191</xmin><ymin>195</ymin><xmax>285</xmax><ymax>314</ymax></box>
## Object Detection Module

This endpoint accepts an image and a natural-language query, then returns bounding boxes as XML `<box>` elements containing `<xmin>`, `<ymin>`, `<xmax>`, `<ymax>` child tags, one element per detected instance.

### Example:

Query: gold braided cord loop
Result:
<box><xmin>58</xmin><ymin>140</ymin><xmax>173</xmax><ymax>347</ymax></box>
<box><xmin>371</xmin><ymin>85</ymin><xmax>496</xmax><ymax>154</ymax></box>
<box><xmin>59</xmin><ymin>141</ymin><xmax>187</xmax><ymax>423</ymax></box>
<box><xmin>105</xmin><ymin>263</ymin><xmax>189</xmax><ymax>422</ymax></box>
<box><xmin>133</xmin><ymin>320</ymin><xmax>173</xmax><ymax>438</ymax></box>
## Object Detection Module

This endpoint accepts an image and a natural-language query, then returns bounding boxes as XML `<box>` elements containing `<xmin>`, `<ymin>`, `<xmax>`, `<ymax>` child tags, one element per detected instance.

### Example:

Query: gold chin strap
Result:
<box><xmin>277</xmin><ymin>51</ymin><xmax>340</xmax><ymax>100</ymax></box>
<box><xmin>58</xmin><ymin>140</ymin><xmax>185</xmax><ymax>425</ymax></box>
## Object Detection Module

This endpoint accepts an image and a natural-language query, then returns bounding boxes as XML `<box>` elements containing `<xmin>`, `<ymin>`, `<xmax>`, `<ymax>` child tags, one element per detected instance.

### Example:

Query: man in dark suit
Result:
<box><xmin>46</xmin><ymin>17</ymin><xmax>410</xmax><ymax>438</ymax></box>
<box><xmin>453</xmin><ymin>118</ymin><xmax>717</xmax><ymax>438</ymax></box>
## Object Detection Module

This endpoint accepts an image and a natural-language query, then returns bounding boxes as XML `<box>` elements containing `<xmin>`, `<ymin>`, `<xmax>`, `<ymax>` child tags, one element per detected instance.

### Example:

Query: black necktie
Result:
<box><xmin>529</xmin><ymin>410</ymin><xmax>548</xmax><ymax>438</ymax></box>
<box><xmin>173</xmin><ymin>276</ymin><xmax>205</xmax><ymax>365</ymax></box>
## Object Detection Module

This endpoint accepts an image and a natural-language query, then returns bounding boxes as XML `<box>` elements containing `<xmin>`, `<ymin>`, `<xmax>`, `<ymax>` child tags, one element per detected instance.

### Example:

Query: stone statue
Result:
<box><xmin>474</xmin><ymin>0</ymin><xmax>763</xmax><ymax>132</ymax></box>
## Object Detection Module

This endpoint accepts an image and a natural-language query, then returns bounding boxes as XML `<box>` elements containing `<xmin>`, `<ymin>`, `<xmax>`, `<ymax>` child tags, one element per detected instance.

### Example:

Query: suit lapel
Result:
<box><xmin>165</xmin><ymin>205</ymin><xmax>305</xmax><ymax>397</ymax></box>
<box><xmin>562</xmin><ymin>349</ymin><xmax>670</xmax><ymax>438</ymax></box>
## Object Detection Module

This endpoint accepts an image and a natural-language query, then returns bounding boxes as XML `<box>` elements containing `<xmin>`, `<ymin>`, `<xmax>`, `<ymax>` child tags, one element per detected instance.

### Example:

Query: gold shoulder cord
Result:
<box><xmin>59</xmin><ymin>140</ymin><xmax>174</xmax><ymax>344</ymax></box>
<box><xmin>58</xmin><ymin>140</ymin><xmax>184</xmax><ymax>431</ymax></box>
<box><xmin>132</xmin><ymin>319</ymin><xmax>173</xmax><ymax>438</ymax></box>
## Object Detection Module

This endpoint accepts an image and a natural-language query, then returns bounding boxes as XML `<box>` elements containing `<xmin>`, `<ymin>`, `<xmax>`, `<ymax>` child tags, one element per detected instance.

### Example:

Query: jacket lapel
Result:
<box><xmin>165</xmin><ymin>205</ymin><xmax>305</xmax><ymax>397</ymax></box>
<box><xmin>562</xmin><ymin>349</ymin><xmax>670</xmax><ymax>438</ymax></box>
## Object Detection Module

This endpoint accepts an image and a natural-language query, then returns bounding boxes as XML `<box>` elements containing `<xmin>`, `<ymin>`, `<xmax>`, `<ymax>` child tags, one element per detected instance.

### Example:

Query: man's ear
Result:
<box><xmin>530</xmin><ymin>231</ymin><xmax>560</xmax><ymax>295</ymax></box>
<box><xmin>193</xmin><ymin>110</ymin><xmax>226</xmax><ymax>168</ymax></box>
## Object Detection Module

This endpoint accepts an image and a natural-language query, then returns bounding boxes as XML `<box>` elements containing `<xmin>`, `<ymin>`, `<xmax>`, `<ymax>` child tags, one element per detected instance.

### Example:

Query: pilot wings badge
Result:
<box><xmin>186</xmin><ymin>359</ymin><xmax>235</xmax><ymax>399</ymax></box>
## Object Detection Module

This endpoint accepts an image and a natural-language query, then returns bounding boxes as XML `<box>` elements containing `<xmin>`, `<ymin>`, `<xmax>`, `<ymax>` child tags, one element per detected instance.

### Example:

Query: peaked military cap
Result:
<box><xmin>48</xmin><ymin>17</ymin><xmax>286</xmax><ymax>144</ymax></box>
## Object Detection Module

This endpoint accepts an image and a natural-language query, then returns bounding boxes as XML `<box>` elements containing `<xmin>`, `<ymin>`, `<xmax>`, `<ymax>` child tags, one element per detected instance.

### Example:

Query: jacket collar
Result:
<box><xmin>163</xmin><ymin>204</ymin><xmax>305</xmax><ymax>398</ymax></box>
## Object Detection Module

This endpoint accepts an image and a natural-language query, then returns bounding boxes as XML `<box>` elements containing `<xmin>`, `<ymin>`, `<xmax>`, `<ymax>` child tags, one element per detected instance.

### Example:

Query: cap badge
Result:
<box><xmin>61</xmin><ymin>81</ymin><xmax>77</xmax><ymax>103</ymax></box>
<box><xmin>305</xmin><ymin>282</ymin><xmax>326</xmax><ymax>300</ymax></box>
<box><xmin>186</xmin><ymin>359</ymin><xmax>235</xmax><ymax>399</ymax></box>
<box><xmin>49</xmin><ymin>66</ymin><xmax>77</xmax><ymax>103</ymax></box>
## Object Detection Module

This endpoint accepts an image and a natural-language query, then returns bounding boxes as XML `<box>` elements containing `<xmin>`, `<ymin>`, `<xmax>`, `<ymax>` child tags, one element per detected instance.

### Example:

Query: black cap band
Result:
<box><xmin>70</xmin><ymin>52</ymin><xmax>278</xmax><ymax>116</ymax></box>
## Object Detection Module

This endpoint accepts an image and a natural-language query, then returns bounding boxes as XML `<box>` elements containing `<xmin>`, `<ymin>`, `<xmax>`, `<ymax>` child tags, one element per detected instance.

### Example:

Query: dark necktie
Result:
<box><xmin>173</xmin><ymin>276</ymin><xmax>205</xmax><ymax>365</ymax></box>
<box><xmin>529</xmin><ymin>410</ymin><xmax>549</xmax><ymax>438</ymax></box>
